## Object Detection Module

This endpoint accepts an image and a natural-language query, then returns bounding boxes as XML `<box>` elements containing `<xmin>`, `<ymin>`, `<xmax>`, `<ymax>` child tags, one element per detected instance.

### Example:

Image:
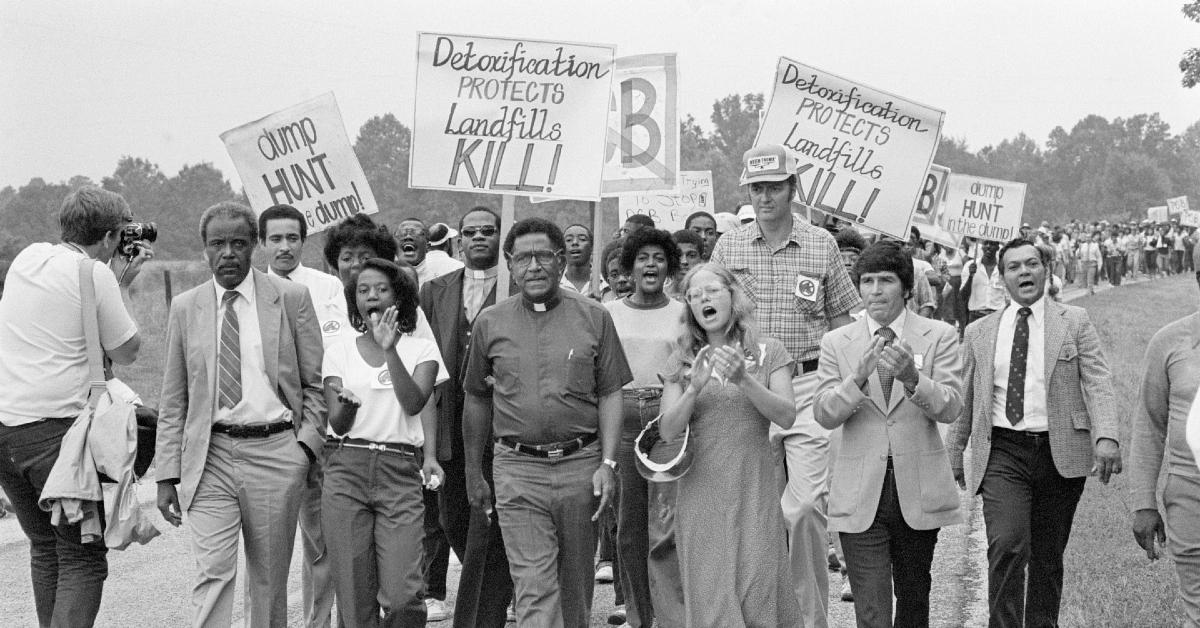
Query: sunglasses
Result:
<box><xmin>461</xmin><ymin>226</ymin><xmax>498</xmax><ymax>238</ymax></box>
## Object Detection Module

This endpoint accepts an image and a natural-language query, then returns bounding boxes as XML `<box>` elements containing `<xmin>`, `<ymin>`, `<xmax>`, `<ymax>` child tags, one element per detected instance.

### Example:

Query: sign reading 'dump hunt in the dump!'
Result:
<box><xmin>756</xmin><ymin>57</ymin><xmax>944</xmax><ymax>240</ymax></box>
<box><xmin>410</xmin><ymin>32</ymin><xmax>616</xmax><ymax>200</ymax></box>
<box><xmin>941</xmin><ymin>174</ymin><xmax>1027</xmax><ymax>242</ymax></box>
<box><xmin>221</xmin><ymin>92</ymin><xmax>379</xmax><ymax>234</ymax></box>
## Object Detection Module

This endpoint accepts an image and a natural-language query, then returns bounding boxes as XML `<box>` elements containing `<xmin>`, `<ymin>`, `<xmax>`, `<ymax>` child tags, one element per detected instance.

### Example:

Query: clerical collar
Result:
<box><xmin>465</xmin><ymin>267</ymin><xmax>498</xmax><ymax>280</ymax></box>
<box><xmin>521</xmin><ymin>291</ymin><xmax>562</xmax><ymax>312</ymax></box>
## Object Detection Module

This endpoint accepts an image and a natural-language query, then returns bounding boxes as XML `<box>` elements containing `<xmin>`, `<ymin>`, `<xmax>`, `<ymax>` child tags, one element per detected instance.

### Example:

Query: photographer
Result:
<box><xmin>0</xmin><ymin>186</ymin><xmax>151</xmax><ymax>627</ymax></box>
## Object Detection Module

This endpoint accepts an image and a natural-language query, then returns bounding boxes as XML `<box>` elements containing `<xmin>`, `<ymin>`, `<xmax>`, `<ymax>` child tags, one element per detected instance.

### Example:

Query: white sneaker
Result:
<box><xmin>425</xmin><ymin>598</ymin><xmax>452</xmax><ymax>622</ymax></box>
<box><xmin>595</xmin><ymin>563</ymin><xmax>614</xmax><ymax>583</ymax></box>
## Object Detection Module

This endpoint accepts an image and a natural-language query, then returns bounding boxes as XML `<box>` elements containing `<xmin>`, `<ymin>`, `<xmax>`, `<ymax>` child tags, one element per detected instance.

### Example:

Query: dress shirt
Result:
<box><xmin>966</xmin><ymin>262</ymin><xmax>1008</xmax><ymax>312</ymax></box>
<box><xmin>213</xmin><ymin>275</ymin><xmax>290</xmax><ymax>426</ymax></box>
<box><xmin>462</xmin><ymin>266</ymin><xmax>498</xmax><ymax>323</ymax></box>
<box><xmin>417</xmin><ymin>251</ymin><xmax>465</xmax><ymax>286</ymax></box>
<box><xmin>560</xmin><ymin>272</ymin><xmax>596</xmax><ymax>298</ymax></box>
<box><xmin>269</xmin><ymin>263</ymin><xmax>349</xmax><ymax>349</ymax></box>
<box><xmin>864</xmin><ymin>307</ymin><xmax>907</xmax><ymax>342</ymax></box>
<box><xmin>991</xmin><ymin>297</ymin><xmax>1047</xmax><ymax>432</ymax></box>
<box><xmin>1078</xmin><ymin>241</ymin><xmax>1102</xmax><ymax>264</ymax></box>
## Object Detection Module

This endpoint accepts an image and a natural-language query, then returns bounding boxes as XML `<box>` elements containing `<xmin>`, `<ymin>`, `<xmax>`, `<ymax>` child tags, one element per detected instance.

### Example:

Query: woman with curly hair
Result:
<box><xmin>658</xmin><ymin>262</ymin><xmax>800</xmax><ymax>627</ymax></box>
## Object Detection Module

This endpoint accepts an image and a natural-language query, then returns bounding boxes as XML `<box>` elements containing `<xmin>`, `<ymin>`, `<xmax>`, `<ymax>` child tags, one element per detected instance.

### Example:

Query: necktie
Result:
<box><xmin>1005</xmin><ymin>307</ymin><xmax>1032</xmax><ymax>425</ymax></box>
<box><xmin>875</xmin><ymin>327</ymin><xmax>897</xmax><ymax>401</ymax></box>
<box><xmin>218</xmin><ymin>291</ymin><xmax>243</xmax><ymax>409</ymax></box>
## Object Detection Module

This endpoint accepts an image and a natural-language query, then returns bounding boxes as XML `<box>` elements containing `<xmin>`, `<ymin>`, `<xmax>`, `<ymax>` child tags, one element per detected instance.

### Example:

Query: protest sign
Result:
<box><xmin>1148</xmin><ymin>206</ymin><xmax>1170</xmax><ymax>222</ymax></box>
<box><xmin>1168</xmin><ymin>195</ymin><xmax>1191</xmax><ymax>215</ymax></box>
<box><xmin>410</xmin><ymin>32</ymin><xmax>615</xmax><ymax>200</ymax></box>
<box><xmin>755</xmin><ymin>57</ymin><xmax>944</xmax><ymax>239</ymax></box>
<box><xmin>602</xmin><ymin>53</ymin><xmax>678</xmax><ymax>195</ymax></box>
<box><xmin>910</xmin><ymin>164</ymin><xmax>951</xmax><ymax>227</ymax></box>
<box><xmin>617</xmin><ymin>170</ymin><xmax>712</xmax><ymax>231</ymax></box>
<box><xmin>940</xmin><ymin>174</ymin><xmax>1026</xmax><ymax>242</ymax></box>
<box><xmin>1181</xmin><ymin>209</ymin><xmax>1200</xmax><ymax>228</ymax></box>
<box><xmin>220</xmin><ymin>92</ymin><xmax>377</xmax><ymax>233</ymax></box>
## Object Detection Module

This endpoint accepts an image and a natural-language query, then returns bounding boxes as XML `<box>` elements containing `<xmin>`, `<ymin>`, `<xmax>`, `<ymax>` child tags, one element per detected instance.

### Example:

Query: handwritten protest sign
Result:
<box><xmin>220</xmin><ymin>92</ymin><xmax>377</xmax><ymax>233</ymax></box>
<box><xmin>755</xmin><ymin>57</ymin><xmax>944</xmax><ymax>239</ymax></box>
<box><xmin>618</xmin><ymin>171</ymin><xmax>712</xmax><ymax>231</ymax></box>
<box><xmin>410</xmin><ymin>32</ymin><xmax>615</xmax><ymax>200</ymax></box>
<box><xmin>1168</xmin><ymin>196</ymin><xmax>1191</xmax><ymax>216</ymax></box>
<box><xmin>1148</xmin><ymin>206</ymin><xmax>1170</xmax><ymax>222</ymax></box>
<box><xmin>1181</xmin><ymin>209</ymin><xmax>1200</xmax><ymax>228</ymax></box>
<box><xmin>940</xmin><ymin>174</ymin><xmax>1026</xmax><ymax>242</ymax></box>
<box><xmin>602</xmin><ymin>53</ymin><xmax>678</xmax><ymax>195</ymax></box>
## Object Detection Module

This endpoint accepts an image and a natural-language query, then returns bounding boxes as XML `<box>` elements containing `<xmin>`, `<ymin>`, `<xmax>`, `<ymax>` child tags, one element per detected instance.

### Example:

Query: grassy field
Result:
<box><xmin>1058</xmin><ymin>274</ymin><xmax>1194</xmax><ymax>627</ymax></box>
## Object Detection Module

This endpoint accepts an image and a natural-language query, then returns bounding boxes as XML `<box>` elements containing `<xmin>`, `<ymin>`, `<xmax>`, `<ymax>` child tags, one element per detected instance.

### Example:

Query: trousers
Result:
<box><xmin>0</xmin><ymin>417</ymin><xmax>107</xmax><ymax>628</ymax></box>
<box><xmin>1164</xmin><ymin>473</ymin><xmax>1200</xmax><ymax>625</ymax></box>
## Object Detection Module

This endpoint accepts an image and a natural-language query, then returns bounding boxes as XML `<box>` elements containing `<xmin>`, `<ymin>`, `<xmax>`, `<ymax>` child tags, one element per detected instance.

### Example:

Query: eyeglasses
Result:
<box><xmin>684</xmin><ymin>285</ymin><xmax>729</xmax><ymax>304</ymax></box>
<box><xmin>508</xmin><ymin>249</ymin><xmax>562</xmax><ymax>269</ymax></box>
<box><xmin>461</xmin><ymin>226</ymin><xmax>498</xmax><ymax>238</ymax></box>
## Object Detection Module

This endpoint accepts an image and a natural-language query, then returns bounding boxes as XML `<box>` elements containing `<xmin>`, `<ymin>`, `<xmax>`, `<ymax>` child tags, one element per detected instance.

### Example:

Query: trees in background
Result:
<box><xmin>1</xmin><ymin>101</ymin><xmax>1196</xmax><ymax>261</ymax></box>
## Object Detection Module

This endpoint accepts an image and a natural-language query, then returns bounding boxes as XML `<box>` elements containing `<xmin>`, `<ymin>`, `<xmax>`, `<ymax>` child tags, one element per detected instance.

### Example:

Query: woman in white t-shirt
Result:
<box><xmin>321</xmin><ymin>258</ymin><xmax>448</xmax><ymax>626</ymax></box>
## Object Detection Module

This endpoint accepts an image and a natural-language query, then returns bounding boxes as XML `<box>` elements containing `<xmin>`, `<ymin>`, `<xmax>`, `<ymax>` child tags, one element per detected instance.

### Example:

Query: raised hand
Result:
<box><xmin>370</xmin><ymin>305</ymin><xmax>400</xmax><ymax>351</ymax></box>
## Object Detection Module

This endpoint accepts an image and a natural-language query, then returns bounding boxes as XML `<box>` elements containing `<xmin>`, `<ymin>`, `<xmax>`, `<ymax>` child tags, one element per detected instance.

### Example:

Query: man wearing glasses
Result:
<box><xmin>419</xmin><ymin>206</ymin><xmax>514</xmax><ymax>627</ymax></box>
<box><xmin>461</xmin><ymin>217</ymin><xmax>632</xmax><ymax>627</ymax></box>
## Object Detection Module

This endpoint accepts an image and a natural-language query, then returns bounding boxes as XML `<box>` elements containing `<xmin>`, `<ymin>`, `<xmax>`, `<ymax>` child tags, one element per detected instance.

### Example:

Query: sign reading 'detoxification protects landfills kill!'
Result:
<box><xmin>755</xmin><ymin>57</ymin><xmax>944</xmax><ymax>240</ymax></box>
<box><xmin>220</xmin><ymin>92</ymin><xmax>378</xmax><ymax>234</ymax></box>
<box><xmin>409</xmin><ymin>32</ymin><xmax>616</xmax><ymax>200</ymax></box>
<box><xmin>940</xmin><ymin>174</ymin><xmax>1027</xmax><ymax>242</ymax></box>
<box><xmin>617</xmin><ymin>170</ymin><xmax>712</xmax><ymax>231</ymax></box>
<box><xmin>603</xmin><ymin>53</ymin><xmax>678</xmax><ymax>195</ymax></box>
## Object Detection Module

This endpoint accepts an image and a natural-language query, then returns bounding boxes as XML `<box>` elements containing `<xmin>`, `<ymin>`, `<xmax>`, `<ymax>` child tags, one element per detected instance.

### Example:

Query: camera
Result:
<box><xmin>119</xmin><ymin>222</ymin><xmax>158</xmax><ymax>258</ymax></box>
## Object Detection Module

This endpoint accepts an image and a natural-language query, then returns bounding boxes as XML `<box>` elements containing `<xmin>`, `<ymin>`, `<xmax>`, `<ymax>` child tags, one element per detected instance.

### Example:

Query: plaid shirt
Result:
<box><xmin>711</xmin><ymin>220</ymin><xmax>860</xmax><ymax>363</ymax></box>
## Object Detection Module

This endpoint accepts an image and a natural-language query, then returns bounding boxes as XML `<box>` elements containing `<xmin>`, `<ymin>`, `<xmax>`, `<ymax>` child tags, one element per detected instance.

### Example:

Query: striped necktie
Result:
<box><xmin>875</xmin><ymin>327</ymin><xmax>897</xmax><ymax>401</ymax></box>
<box><xmin>218</xmin><ymin>291</ymin><xmax>243</xmax><ymax>409</ymax></box>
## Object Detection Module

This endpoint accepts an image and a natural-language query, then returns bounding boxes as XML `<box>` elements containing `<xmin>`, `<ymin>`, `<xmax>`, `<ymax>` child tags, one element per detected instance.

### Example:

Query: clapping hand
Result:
<box><xmin>688</xmin><ymin>346</ymin><xmax>716</xmax><ymax>393</ymax></box>
<box><xmin>879</xmin><ymin>339</ymin><xmax>919</xmax><ymax>387</ymax></box>
<box><xmin>369</xmin><ymin>306</ymin><xmax>400</xmax><ymax>351</ymax></box>
<box><xmin>853</xmin><ymin>336</ymin><xmax>885</xmax><ymax>387</ymax></box>
<box><xmin>710</xmin><ymin>344</ymin><xmax>747</xmax><ymax>385</ymax></box>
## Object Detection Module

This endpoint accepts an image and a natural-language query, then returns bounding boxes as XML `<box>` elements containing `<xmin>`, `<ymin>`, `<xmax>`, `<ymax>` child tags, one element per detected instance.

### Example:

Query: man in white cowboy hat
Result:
<box><xmin>710</xmin><ymin>143</ymin><xmax>861</xmax><ymax>626</ymax></box>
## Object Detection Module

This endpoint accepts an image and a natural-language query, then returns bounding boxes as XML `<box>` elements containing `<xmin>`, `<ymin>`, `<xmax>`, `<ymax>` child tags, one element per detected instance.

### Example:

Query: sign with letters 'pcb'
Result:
<box><xmin>756</xmin><ymin>57</ymin><xmax>944</xmax><ymax>240</ymax></box>
<box><xmin>602</xmin><ymin>53</ymin><xmax>678</xmax><ymax>195</ymax></box>
<box><xmin>410</xmin><ymin>32</ymin><xmax>616</xmax><ymax>200</ymax></box>
<box><xmin>220</xmin><ymin>92</ymin><xmax>378</xmax><ymax>234</ymax></box>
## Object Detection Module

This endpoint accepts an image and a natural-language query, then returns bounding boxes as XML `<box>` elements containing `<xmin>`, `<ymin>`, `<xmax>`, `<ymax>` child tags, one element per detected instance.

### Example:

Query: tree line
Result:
<box><xmin>1</xmin><ymin>97</ymin><xmax>1197</xmax><ymax>262</ymax></box>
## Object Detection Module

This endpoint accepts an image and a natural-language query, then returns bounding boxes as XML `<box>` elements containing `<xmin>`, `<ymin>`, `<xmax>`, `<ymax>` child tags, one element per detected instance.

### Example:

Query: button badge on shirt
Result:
<box><xmin>322</xmin><ymin>320</ymin><xmax>342</xmax><ymax>336</ymax></box>
<box><xmin>374</xmin><ymin>369</ymin><xmax>392</xmax><ymax>388</ymax></box>
<box><xmin>795</xmin><ymin>273</ymin><xmax>819</xmax><ymax>302</ymax></box>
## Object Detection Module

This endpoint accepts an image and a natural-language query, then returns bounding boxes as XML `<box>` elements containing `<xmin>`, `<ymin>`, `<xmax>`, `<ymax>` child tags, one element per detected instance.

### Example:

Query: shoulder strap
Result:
<box><xmin>78</xmin><ymin>259</ymin><xmax>106</xmax><ymax>410</ymax></box>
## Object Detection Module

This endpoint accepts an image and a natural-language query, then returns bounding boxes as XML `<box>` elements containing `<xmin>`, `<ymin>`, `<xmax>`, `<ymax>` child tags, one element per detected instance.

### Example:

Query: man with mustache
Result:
<box><xmin>257</xmin><ymin>203</ymin><xmax>343</xmax><ymax>627</ymax></box>
<box><xmin>949</xmin><ymin>237</ymin><xmax>1120</xmax><ymax>628</ymax></box>
<box><xmin>156</xmin><ymin>201</ymin><xmax>325</xmax><ymax>627</ymax></box>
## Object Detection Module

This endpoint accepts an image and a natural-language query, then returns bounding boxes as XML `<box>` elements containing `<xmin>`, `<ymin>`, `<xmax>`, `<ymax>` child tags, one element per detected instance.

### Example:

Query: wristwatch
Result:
<box><xmin>602</xmin><ymin>458</ymin><xmax>618</xmax><ymax>472</ymax></box>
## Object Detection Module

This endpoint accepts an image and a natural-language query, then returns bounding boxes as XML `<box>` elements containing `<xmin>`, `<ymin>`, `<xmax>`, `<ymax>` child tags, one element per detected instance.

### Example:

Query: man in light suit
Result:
<box><xmin>156</xmin><ymin>201</ymin><xmax>325</xmax><ymax>628</ymax></box>
<box><xmin>418</xmin><ymin>206</ymin><xmax>513</xmax><ymax>628</ymax></box>
<box><xmin>815</xmin><ymin>242</ymin><xmax>964</xmax><ymax>628</ymax></box>
<box><xmin>949</xmin><ymin>238</ymin><xmax>1121</xmax><ymax>628</ymax></box>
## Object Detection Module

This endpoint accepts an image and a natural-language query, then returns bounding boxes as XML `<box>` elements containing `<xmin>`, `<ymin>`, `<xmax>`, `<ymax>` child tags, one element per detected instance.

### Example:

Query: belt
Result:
<box><xmin>800</xmin><ymin>358</ymin><xmax>818</xmax><ymax>374</ymax></box>
<box><xmin>622</xmin><ymin>387</ymin><xmax>663</xmax><ymax>400</ymax></box>
<box><xmin>327</xmin><ymin>436</ymin><xmax>419</xmax><ymax>456</ymax></box>
<box><xmin>992</xmin><ymin>426</ymin><xmax>1050</xmax><ymax>445</ymax></box>
<box><xmin>496</xmin><ymin>433</ymin><xmax>598</xmax><ymax>459</ymax></box>
<box><xmin>212</xmin><ymin>421</ymin><xmax>293</xmax><ymax>438</ymax></box>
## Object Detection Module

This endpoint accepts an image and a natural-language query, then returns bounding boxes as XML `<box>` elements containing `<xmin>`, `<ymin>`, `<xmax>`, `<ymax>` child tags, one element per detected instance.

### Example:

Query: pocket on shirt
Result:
<box><xmin>730</xmin><ymin>266</ymin><xmax>759</xmax><ymax>302</ymax></box>
<box><xmin>565</xmin><ymin>354</ymin><xmax>595</xmax><ymax>396</ymax></box>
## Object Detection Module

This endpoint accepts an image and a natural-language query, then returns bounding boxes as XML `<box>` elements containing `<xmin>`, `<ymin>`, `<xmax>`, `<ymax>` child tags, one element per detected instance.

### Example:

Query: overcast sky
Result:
<box><xmin>3</xmin><ymin>0</ymin><xmax>1197</xmax><ymax>190</ymax></box>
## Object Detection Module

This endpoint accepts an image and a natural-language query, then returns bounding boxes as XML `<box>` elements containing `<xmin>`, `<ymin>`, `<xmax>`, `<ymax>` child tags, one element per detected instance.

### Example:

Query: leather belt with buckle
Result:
<box><xmin>497</xmin><ymin>434</ymin><xmax>598</xmax><ymax>459</ymax></box>
<box><xmin>327</xmin><ymin>437</ymin><xmax>419</xmax><ymax>456</ymax></box>
<box><xmin>212</xmin><ymin>421</ymin><xmax>293</xmax><ymax>438</ymax></box>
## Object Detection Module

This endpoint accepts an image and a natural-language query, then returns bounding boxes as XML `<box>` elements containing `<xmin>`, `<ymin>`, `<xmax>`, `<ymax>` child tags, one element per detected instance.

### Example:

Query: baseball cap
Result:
<box><xmin>736</xmin><ymin>204</ymin><xmax>756</xmax><ymax>222</ymax></box>
<box><xmin>740</xmin><ymin>144</ymin><xmax>798</xmax><ymax>186</ymax></box>
<box><xmin>428</xmin><ymin>223</ymin><xmax>458</xmax><ymax>246</ymax></box>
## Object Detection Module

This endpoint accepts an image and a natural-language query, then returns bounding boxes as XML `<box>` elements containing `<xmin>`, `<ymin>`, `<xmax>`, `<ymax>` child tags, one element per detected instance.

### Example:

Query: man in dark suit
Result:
<box><xmin>949</xmin><ymin>238</ymin><xmax>1121</xmax><ymax>628</ymax></box>
<box><xmin>418</xmin><ymin>206</ymin><xmax>513</xmax><ymax>628</ymax></box>
<box><xmin>156</xmin><ymin>201</ymin><xmax>325</xmax><ymax>627</ymax></box>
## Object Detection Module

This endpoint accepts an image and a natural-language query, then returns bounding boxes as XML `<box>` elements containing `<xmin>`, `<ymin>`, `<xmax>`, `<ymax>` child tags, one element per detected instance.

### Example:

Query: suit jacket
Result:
<box><xmin>156</xmin><ymin>269</ymin><xmax>325</xmax><ymax>510</ymax></box>
<box><xmin>948</xmin><ymin>298</ymin><xmax>1119</xmax><ymax>496</ymax></box>
<box><xmin>815</xmin><ymin>314</ymin><xmax>965</xmax><ymax>533</ymax></box>
<box><xmin>419</xmin><ymin>268</ymin><xmax>496</xmax><ymax>462</ymax></box>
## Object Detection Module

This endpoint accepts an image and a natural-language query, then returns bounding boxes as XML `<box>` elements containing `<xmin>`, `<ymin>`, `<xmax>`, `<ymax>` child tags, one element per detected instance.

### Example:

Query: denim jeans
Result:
<box><xmin>0</xmin><ymin>417</ymin><xmax>108</xmax><ymax>628</ymax></box>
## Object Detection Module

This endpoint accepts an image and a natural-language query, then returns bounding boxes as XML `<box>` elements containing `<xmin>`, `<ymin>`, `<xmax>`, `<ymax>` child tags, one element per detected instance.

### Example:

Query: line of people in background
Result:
<box><xmin>0</xmin><ymin>159</ymin><xmax>1196</xmax><ymax>628</ymax></box>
